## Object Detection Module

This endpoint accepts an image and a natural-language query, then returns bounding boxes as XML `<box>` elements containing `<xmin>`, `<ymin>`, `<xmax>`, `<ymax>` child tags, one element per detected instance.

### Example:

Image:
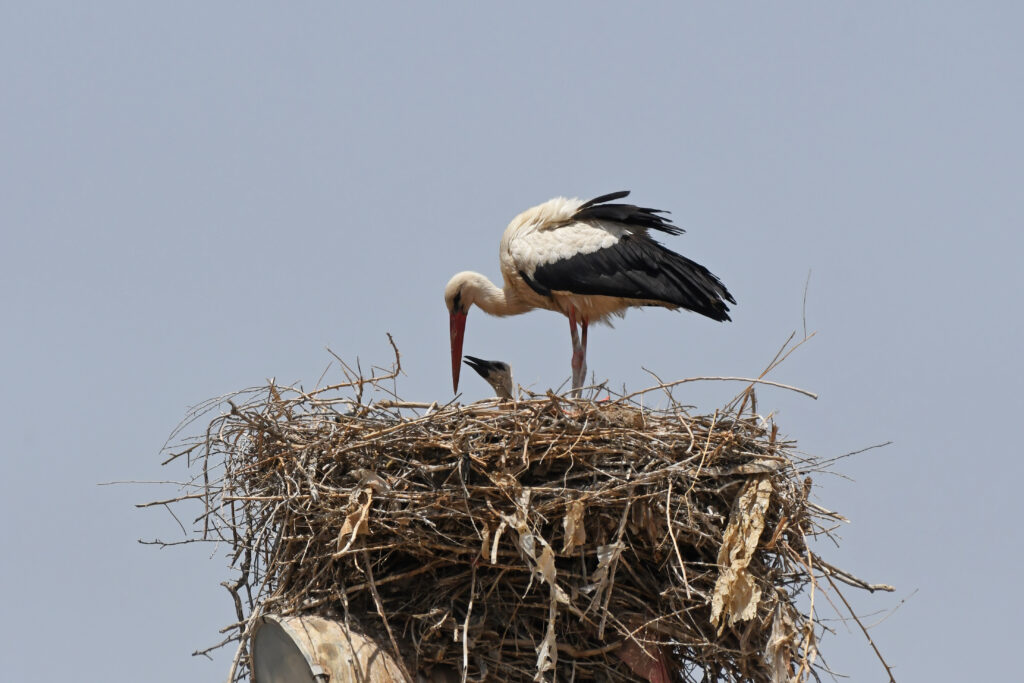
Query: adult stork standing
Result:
<box><xmin>444</xmin><ymin>191</ymin><xmax>735</xmax><ymax>394</ymax></box>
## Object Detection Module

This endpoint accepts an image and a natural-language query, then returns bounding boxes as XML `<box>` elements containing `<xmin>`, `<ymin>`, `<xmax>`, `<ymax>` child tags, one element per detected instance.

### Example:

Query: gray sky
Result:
<box><xmin>3</xmin><ymin>3</ymin><xmax>1022</xmax><ymax>680</ymax></box>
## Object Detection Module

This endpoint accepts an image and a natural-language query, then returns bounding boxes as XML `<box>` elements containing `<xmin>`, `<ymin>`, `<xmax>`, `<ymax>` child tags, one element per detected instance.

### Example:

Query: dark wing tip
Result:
<box><xmin>704</xmin><ymin>302</ymin><xmax>733</xmax><ymax>322</ymax></box>
<box><xmin>696</xmin><ymin>278</ymin><xmax>736</xmax><ymax>321</ymax></box>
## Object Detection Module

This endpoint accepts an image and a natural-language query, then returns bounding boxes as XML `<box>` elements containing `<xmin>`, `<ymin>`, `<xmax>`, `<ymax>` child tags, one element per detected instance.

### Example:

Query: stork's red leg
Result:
<box><xmin>568</xmin><ymin>307</ymin><xmax>584</xmax><ymax>393</ymax></box>
<box><xmin>568</xmin><ymin>306</ymin><xmax>581</xmax><ymax>349</ymax></box>
<box><xmin>579</xmin><ymin>317</ymin><xmax>589</xmax><ymax>388</ymax></box>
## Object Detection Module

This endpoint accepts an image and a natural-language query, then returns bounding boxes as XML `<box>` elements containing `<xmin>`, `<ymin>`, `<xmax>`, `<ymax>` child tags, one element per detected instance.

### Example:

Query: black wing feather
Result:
<box><xmin>573</xmin><ymin>191</ymin><xmax>684</xmax><ymax>236</ymax></box>
<box><xmin>530</xmin><ymin>235</ymin><xmax>735</xmax><ymax>321</ymax></box>
<box><xmin>576</xmin><ymin>190</ymin><xmax>632</xmax><ymax>211</ymax></box>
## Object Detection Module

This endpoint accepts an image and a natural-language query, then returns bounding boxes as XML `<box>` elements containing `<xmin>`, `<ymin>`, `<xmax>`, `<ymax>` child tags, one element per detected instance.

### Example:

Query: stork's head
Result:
<box><xmin>463</xmin><ymin>356</ymin><xmax>514</xmax><ymax>399</ymax></box>
<box><xmin>444</xmin><ymin>273</ymin><xmax>473</xmax><ymax>393</ymax></box>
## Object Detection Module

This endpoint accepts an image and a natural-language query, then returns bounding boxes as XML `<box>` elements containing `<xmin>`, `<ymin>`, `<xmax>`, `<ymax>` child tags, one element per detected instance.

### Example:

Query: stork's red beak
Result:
<box><xmin>449</xmin><ymin>311</ymin><xmax>467</xmax><ymax>393</ymax></box>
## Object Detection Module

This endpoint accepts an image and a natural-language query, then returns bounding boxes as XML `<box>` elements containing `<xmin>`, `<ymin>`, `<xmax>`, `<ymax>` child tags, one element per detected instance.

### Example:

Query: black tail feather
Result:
<box><xmin>574</xmin><ymin>190</ymin><xmax>684</xmax><ymax>236</ymax></box>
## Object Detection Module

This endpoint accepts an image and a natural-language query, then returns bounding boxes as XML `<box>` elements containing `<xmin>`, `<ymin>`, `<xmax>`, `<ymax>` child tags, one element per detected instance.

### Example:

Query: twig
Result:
<box><xmin>361</xmin><ymin>550</ymin><xmax>413</xmax><ymax>682</ymax></box>
<box><xmin>823</xmin><ymin>573</ymin><xmax>897</xmax><ymax>682</ymax></box>
<box><xmin>815</xmin><ymin>555</ymin><xmax>895</xmax><ymax>593</ymax></box>
<box><xmin>621</xmin><ymin>376</ymin><xmax>818</xmax><ymax>403</ymax></box>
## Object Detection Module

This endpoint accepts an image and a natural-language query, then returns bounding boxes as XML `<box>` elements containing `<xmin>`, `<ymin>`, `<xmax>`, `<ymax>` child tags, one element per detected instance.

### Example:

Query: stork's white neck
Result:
<box><xmin>448</xmin><ymin>271</ymin><xmax>532</xmax><ymax>317</ymax></box>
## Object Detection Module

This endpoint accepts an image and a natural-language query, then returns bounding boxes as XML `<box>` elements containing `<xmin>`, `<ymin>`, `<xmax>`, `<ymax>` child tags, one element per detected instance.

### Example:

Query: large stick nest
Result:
<box><xmin>154</xmin><ymin>343</ymin><xmax>891</xmax><ymax>682</ymax></box>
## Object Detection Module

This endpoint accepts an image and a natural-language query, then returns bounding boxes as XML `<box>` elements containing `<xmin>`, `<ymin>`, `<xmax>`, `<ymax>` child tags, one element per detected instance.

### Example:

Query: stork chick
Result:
<box><xmin>463</xmin><ymin>356</ymin><xmax>514</xmax><ymax>399</ymax></box>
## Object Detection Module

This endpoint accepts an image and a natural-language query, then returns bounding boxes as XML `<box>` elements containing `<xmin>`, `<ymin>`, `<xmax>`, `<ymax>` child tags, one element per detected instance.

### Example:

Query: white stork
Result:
<box><xmin>444</xmin><ymin>191</ymin><xmax>735</xmax><ymax>394</ymax></box>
